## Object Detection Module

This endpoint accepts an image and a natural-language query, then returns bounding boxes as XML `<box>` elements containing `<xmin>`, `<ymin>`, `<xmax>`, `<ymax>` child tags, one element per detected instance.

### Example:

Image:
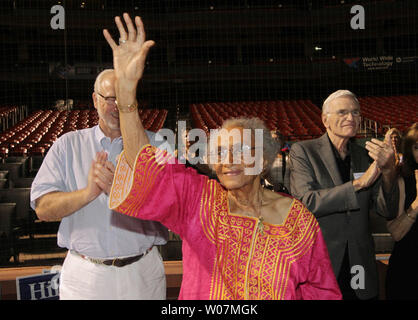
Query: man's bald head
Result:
<box><xmin>94</xmin><ymin>69</ymin><xmax>116</xmax><ymax>94</ymax></box>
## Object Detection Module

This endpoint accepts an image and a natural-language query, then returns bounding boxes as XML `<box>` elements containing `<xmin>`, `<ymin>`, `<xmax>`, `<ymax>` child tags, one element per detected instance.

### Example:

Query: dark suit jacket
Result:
<box><xmin>289</xmin><ymin>133</ymin><xmax>399</xmax><ymax>299</ymax></box>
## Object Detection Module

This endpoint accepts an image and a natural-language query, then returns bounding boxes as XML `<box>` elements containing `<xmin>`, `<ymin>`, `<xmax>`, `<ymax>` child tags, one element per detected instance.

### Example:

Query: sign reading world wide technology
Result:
<box><xmin>343</xmin><ymin>55</ymin><xmax>417</xmax><ymax>71</ymax></box>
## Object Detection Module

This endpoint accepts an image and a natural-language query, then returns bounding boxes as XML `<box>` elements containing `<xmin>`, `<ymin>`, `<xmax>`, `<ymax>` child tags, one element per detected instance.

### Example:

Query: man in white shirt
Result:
<box><xmin>31</xmin><ymin>69</ymin><xmax>168</xmax><ymax>300</ymax></box>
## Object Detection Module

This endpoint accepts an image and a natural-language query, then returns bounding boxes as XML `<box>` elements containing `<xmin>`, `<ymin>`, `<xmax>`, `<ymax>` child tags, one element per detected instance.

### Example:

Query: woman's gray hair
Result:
<box><xmin>322</xmin><ymin>90</ymin><xmax>359</xmax><ymax>114</ymax></box>
<box><xmin>208</xmin><ymin>117</ymin><xmax>280</xmax><ymax>178</ymax></box>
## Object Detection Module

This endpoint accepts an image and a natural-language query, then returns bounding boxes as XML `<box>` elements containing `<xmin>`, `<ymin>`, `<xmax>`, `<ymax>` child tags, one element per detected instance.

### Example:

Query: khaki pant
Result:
<box><xmin>59</xmin><ymin>246</ymin><xmax>166</xmax><ymax>300</ymax></box>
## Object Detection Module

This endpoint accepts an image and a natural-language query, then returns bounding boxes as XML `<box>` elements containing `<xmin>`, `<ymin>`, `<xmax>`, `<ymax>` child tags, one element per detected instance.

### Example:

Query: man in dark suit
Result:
<box><xmin>289</xmin><ymin>90</ymin><xmax>398</xmax><ymax>300</ymax></box>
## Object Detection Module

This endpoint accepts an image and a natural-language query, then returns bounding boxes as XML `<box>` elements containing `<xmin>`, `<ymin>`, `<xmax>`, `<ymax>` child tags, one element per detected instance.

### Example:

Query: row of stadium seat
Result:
<box><xmin>191</xmin><ymin>96</ymin><xmax>418</xmax><ymax>141</ymax></box>
<box><xmin>0</xmin><ymin>108</ymin><xmax>168</xmax><ymax>158</ymax></box>
<box><xmin>358</xmin><ymin>95</ymin><xmax>418</xmax><ymax>133</ymax></box>
<box><xmin>0</xmin><ymin>105</ymin><xmax>27</xmax><ymax>132</ymax></box>
<box><xmin>0</xmin><ymin>156</ymin><xmax>61</xmax><ymax>265</ymax></box>
<box><xmin>191</xmin><ymin>100</ymin><xmax>325</xmax><ymax>140</ymax></box>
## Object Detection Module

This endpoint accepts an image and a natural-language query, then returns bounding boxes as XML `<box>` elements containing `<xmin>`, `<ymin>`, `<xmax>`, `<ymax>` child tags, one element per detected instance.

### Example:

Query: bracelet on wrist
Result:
<box><xmin>116</xmin><ymin>100</ymin><xmax>138</xmax><ymax>113</ymax></box>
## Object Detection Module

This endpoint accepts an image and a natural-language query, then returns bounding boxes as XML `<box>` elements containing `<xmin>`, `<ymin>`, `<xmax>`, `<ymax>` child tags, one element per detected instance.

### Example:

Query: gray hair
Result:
<box><xmin>208</xmin><ymin>117</ymin><xmax>280</xmax><ymax>178</ymax></box>
<box><xmin>322</xmin><ymin>90</ymin><xmax>359</xmax><ymax>114</ymax></box>
<box><xmin>94</xmin><ymin>69</ymin><xmax>115</xmax><ymax>93</ymax></box>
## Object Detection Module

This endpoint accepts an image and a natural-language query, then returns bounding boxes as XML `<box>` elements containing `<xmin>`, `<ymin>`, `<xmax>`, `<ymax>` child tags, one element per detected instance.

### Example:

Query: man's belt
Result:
<box><xmin>72</xmin><ymin>247</ymin><xmax>153</xmax><ymax>268</ymax></box>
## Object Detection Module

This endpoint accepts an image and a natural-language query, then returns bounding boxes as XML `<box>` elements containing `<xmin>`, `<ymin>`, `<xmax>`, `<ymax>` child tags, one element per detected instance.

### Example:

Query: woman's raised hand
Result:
<box><xmin>103</xmin><ymin>13</ymin><xmax>154</xmax><ymax>94</ymax></box>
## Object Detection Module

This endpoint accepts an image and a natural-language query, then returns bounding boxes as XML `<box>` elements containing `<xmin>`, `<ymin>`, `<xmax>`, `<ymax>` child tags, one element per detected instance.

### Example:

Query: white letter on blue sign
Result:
<box><xmin>29</xmin><ymin>282</ymin><xmax>48</xmax><ymax>300</ymax></box>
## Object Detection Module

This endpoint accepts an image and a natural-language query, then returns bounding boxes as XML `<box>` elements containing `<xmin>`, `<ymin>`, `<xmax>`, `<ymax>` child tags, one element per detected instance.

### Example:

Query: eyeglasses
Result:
<box><xmin>328</xmin><ymin>109</ymin><xmax>361</xmax><ymax>117</ymax></box>
<box><xmin>209</xmin><ymin>144</ymin><xmax>259</xmax><ymax>163</ymax></box>
<box><xmin>96</xmin><ymin>92</ymin><xmax>117</xmax><ymax>105</ymax></box>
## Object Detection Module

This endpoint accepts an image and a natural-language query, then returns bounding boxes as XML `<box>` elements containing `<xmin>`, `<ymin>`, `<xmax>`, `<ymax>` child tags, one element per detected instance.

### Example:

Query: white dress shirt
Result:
<box><xmin>30</xmin><ymin>125</ymin><xmax>168</xmax><ymax>259</ymax></box>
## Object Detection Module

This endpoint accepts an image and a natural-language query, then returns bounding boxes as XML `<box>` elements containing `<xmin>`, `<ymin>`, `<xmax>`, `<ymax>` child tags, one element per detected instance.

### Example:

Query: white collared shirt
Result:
<box><xmin>30</xmin><ymin>125</ymin><xmax>168</xmax><ymax>259</ymax></box>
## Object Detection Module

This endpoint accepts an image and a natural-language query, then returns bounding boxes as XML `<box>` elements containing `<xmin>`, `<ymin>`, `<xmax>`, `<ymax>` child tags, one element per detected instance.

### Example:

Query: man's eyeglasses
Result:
<box><xmin>96</xmin><ymin>92</ymin><xmax>117</xmax><ymax>105</ymax></box>
<box><xmin>328</xmin><ymin>109</ymin><xmax>361</xmax><ymax>118</ymax></box>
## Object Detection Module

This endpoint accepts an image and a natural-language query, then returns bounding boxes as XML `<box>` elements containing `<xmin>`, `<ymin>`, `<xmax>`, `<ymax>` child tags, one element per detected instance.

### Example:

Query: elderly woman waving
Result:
<box><xmin>105</xmin><ymin>13</ymin><xmax>341</xmax><ymax>300</ymax></box>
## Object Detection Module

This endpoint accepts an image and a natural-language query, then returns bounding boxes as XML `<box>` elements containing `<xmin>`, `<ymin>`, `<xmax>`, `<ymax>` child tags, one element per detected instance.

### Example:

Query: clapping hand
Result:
<box><xmin>353</xmin><ymin>160</ymin><xmax>381</xmax><ymax>191</ymax></box>
<box><xmin>93</xmin><ymin>151</ymin><xmax>116</xmax><ymax>195</ymax></box>
<box><xmin>365</xmin><ymin>138</ymin><xmax>396</xmax><ymax>175</ymax></box>
<box><xmin>85</xmin><ymin>151</ymin><xmax>115</xmax><ymax>202</ymax></box>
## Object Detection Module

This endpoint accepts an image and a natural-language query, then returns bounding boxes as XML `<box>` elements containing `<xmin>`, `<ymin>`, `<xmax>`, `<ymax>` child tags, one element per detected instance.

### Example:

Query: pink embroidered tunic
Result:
<box><xmin>109</xmin><ymin>145</ymin><xmax>342</xmax><ymax>300</ymax></box>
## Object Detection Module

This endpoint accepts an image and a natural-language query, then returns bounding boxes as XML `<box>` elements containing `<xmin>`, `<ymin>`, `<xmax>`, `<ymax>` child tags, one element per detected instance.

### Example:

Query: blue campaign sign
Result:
<box><xmin>16</xmin><ymin>272</ymin><xmax>60</xmax><ymax>300</ymax></box>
